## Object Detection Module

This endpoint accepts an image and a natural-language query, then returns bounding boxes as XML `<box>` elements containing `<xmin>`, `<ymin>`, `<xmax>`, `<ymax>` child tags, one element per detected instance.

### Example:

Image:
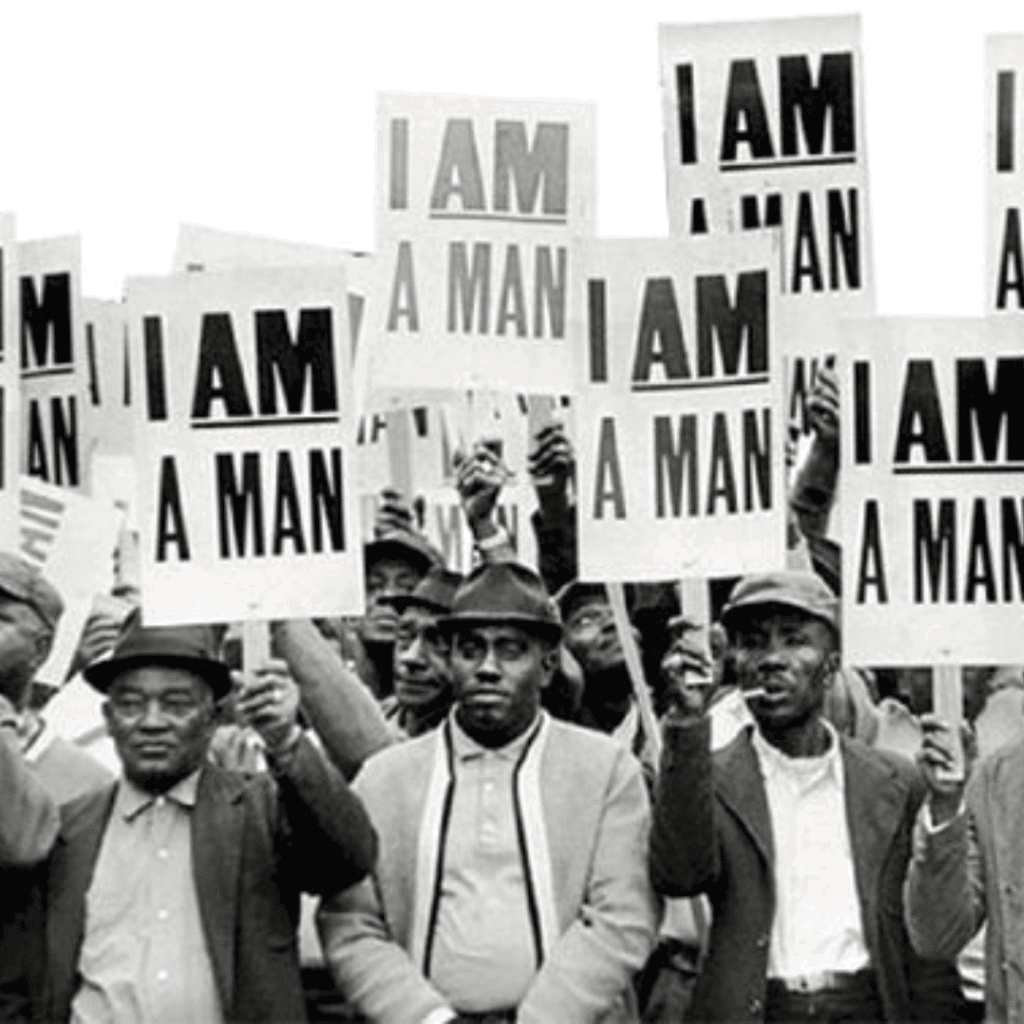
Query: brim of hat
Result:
<box><xmin>721</xmin><ymin>597</ymin><xmax>838</xmax><ymax>636</ymax></box>
<box><xmin>84</xmin><ymin>653</ymin><xmax>233</xmax><ymax>701</ymax></box>
<box><xmin>438</xmin><ymin>612</ymin><xmax>563</xmax><ymax>643</ymax></box>
<box><xmin>388</xmin><ymin>593</ymin><xmax>449</xmax><ymax>616</ymax></box>
<box><xmin>364</xmin><ymin>537</ymin><xmax>436</xmax><ymax>574</ymax></box>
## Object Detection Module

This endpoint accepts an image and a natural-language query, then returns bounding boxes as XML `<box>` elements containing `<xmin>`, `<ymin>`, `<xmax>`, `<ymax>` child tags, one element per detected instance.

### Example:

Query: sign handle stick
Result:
<box><xmin>678</xmin><ymin>578</ymin><xmax>713</xmax><ymax>667</ymax></box>
<box><xmin>933</xmin><ymin>664</ymin><xmax>965</xmax><ymax>782</ymax></box>
<box><xmin>606</xmin><ymin>581</ymin><xmax>662</xmax><ymax>764</ymax></box>
<box><xmin>385</xmin><ymin>408</ymin><xmax>414</xmax><ymax>500</ymax></box>
<box><xmin>242</xmin><ymin>620</ymin><xmax>271</xmax><ymax>676</ymax></box>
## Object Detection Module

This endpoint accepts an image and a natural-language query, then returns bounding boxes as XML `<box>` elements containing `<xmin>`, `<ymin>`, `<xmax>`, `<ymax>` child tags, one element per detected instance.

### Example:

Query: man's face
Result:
<box><xmin>393</xmin><ymin>606</ymin><xmax>453</xmax><ymax>714</ymax></box>
<box><xmin>563</xmin><ymin>595</ymin><xmax>625</xmax><ymax>676</ymax></box>
<box><xmin>731</xmin><ymin>608</ymin><xmax>838</xmax><ymax>732</ymax></box>
<box><xmin>361</xmin><ymin>556</ymin><xmax>425</xmax><ymax>644</ymax></box>
<box><xmin>0</xmin><ymin>597</ymin><xmax>49</xmax><ymax>707</ymax></box>
<box><xmin>103</xmin><ymin>665</ymin><xmax>217</xmax><ymax>792</ymax></box>
<box><xmin>450</xmin><ymin>623</ymin><xmax>555</xmax><ymax>747</ymax></box>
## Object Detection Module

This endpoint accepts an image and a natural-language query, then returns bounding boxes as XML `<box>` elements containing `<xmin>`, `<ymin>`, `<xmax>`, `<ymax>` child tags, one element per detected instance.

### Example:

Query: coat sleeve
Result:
<box><xmin>274</xmin><ymin>733</ymin><xmax>378</xmax><ymax>897</ymax></box>
<box><xmin>649</xmin><ymin>716</ymin><xmax>719</xmax><ymax>898</ymax></box>
<box><xmin>516</xmin><ymin>748</ymin><xmax>660</xmax><ymax>1024</ymax></box>
<box><xmin>317</xmin><ymin>877</ymin><xmax>454</xmax><ymax>1024</ymax></box>
<box><xmin>0</xmin><ymin>722</ymin><xmax>58</xmax><ymax>867</ymax></box>
<box><xmin>903</xmin><ymin>769</ymin><xmax>987</xmax><ymax>961</ymax></box>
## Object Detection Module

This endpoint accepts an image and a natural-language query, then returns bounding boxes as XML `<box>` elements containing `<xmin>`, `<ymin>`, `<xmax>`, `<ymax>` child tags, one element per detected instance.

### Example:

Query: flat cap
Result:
<box><xmin>0</xmin><ymin>552</ymin><xmax>63</xmax><ymax>631</ymax></box>
<box><xmin>720</xmin><ymin>569</ymin><xmax>839</xmax><ymax>636</ymax></box>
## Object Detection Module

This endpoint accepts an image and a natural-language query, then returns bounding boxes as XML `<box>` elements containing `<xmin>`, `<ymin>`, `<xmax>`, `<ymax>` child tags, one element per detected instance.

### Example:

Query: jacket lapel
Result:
<box><xmin>193</xmin><ymin>765</ymin><xmax>246</xmax><ymax>1016</ymax></box>
<box><xmin>715</xmin><ymin>729</ymin><xmax>775</xmax><ymax>868</ymax></box>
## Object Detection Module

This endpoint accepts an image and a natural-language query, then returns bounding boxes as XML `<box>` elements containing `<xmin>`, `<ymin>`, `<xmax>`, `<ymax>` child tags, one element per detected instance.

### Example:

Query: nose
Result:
<box><xmin>138</xmin><ymin>698</ymin><xmax>170</xmax><ymax>729</ymax></box>
<box><xmin>475</xmin><ymin>645</ymin><xmax>502</xmax><ymax>681</ymax></box>
<box><xmin>398</xmin><ymin>634</ymin><xmax>427</xmax><ymax>668</ymax></box>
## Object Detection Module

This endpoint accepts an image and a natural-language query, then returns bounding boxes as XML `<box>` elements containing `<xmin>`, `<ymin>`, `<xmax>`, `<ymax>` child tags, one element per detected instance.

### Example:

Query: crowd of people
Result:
<box><xmin>2</xmin><ymin>367</ymin><xmax>1023</xmax><ymax>1024</ymax></box>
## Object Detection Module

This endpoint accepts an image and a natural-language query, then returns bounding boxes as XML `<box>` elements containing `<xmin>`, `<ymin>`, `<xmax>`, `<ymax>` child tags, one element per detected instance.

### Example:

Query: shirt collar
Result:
<box><xmin>751</xmin><ymin>717</ymin><xmax>844</xmax><ymax>790</ymax></box>
<box><xmin>449</xmin><ymin>709</ymin><xmax>544</xmax><ymax>763</ymax></box>
<box><xmin>116</xmin><ymin>768</ymin><xmax>202</xmax><ymax>821</ymax></box>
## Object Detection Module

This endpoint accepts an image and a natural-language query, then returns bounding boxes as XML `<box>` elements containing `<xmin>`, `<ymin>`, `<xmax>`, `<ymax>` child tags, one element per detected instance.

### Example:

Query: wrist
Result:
<box><xmin>265</xmin><ymin>724</ymin><xmax>303</xmax><ymax>772</ymax></box>
<box><xmin>470</xmin><ymin>516</ymin><xmax>499</xmax><ymax>541</ymax></box>
<box><xmin>476</xmin><ymin>525</ymin><xmax>509</xmax><ymax>551</ymax></box>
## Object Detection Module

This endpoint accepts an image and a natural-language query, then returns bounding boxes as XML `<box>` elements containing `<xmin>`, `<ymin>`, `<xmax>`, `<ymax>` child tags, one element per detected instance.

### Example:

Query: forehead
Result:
<box><xmin>109</xmin><ymin>664</ymin><xmax>211</xmax><ymax>698</ymax></box>
<box><xmin>733</xmin><ymin>606</ymin><xmax>835</xmax><ymax>642</ymax></box>
<box><xmin>565</xmin><ymin>593</ymin><xmax>609</xmax><ymax>622</ymax></box>
<box><xmin>368</xmin><ymin>556</ymin><xmax>422</xmax><ymax>578</ymax></box>
<box><xmin>399</xmin><ymin>605</ymin><xmax>440</xmax><ymax>629</ymax></box>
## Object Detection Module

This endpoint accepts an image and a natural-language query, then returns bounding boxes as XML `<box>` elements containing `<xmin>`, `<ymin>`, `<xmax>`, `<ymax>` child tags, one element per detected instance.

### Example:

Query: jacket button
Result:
<box><xmin>748</xmin><ymin>997</ymin><xmax>763</xmax><ymax>1014</ymax></box>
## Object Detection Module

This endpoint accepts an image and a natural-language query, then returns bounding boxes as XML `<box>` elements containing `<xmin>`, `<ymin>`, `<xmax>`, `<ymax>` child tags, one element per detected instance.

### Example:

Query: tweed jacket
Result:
<box><xmin>39</xmin><ymin>735</ymin><xmax>377</xmax><ymax>1024</ymax></box>
<box><xmin>318</xmin><ymin>711</ymin><xmax>660</xmax><ymax>1024</ymax></box>
<box><xmin>905</xmin><ymin>739</ymin><xmax>1024</xmax><ymax>1024</ymax></box>
<box><xmin>650</xmin><ymin>718</ymin><xmax>927</xmax><ymax>1024</ymax></box>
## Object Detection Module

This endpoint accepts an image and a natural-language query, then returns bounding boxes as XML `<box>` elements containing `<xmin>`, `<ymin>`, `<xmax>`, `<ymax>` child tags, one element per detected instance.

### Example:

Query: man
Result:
<box><xmin>38</xmin><ymin>618</ymin><xmax>377</xmax><ymax>1024</ymax></box>
<box><xmin>650</xmin><ymin>570</ymin><xmax>927</xmax><ymax>1024</ymax></box>
<box><xmin>905</xmin><ymin>689</ymin><xmax>1024</xmax><ymax>1022</ymax></box>
<box><xmin>381</xmin><ymin>565</ymin><xmax>463</xmax><ymax>738</ymax></box>
<box><xmin>318</xmin><ymin>562</ymin><xmax>658</xmax><ymax>1024</ymax></box>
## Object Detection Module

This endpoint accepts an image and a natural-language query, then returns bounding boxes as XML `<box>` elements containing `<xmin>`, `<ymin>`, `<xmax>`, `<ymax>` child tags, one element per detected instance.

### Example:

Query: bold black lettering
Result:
<box><xmin>191</xmin><ymin>314</ymin><xmax>253</xmax><ymax>419</ymax></box>
<box><xmin>496</xmin><ymin>245</ymin><xmax>527</xmax><ymax>336</ymax></box>
<box><xmin>957</xmin><ymin>357</ymin><xmax>1024</xmax><ymax>462</ymax></box>
<box><xmin>534</xmin><ymin>246</ymin><xmax>566</xmax><ymax>338</ymax></box>
<box><xmin>26</xmin><ymin>400</ymin><xmax>48</xmax><ymax>481</ymax></box>
<box><xmin>493</xmin><ymin>121</ymin><xmax>568</xmax><ymax>215</ymax></box>
<box><xmin>256</xmin><ymin>308</ymin><xmax>337</xmax><ymax>415</ymax></box>
<box><xmin>632</xmin><ymin>278</ymin><xmax>690</xmax><ymax>383</ymax></box>
<box><xmin>720</xmin><ymin>59</ymin><xmax>774</xmax><ymax>161</ymax></box>
<box><xmin>827</xmin><ymin>188</ymin><xmax>860</xmax><ymax>289</ymax></box>
<box><xmin>216</xmin><ymin>452</ymin><xmax>264</xmax><ymax>557</ymax></box>
<box><xmin>144</xmin><ymin>316</ymin><xmax>166</xmax><ymax>420</ymax></box>
<box><xmin>155</xmin><ymin>456</ymin><xmax>190</xmax><ymax>562</ymax></box>
<box><xmin>592</xmin><ymin>417</ymin><xmax>626</xmax><ymax>519</ymax></box>
<box><xmin>51</xmin><ymin>396</ymin><xmax>77</xmax><ymax>487</ymax></box>
<box><xmin>965</xmin><ymin>498</ymin><xmax>996</xmax><ymax>603</ymax></box>
<box><xmin>653</xmin><ymin>414</ymin><xmax>698</xmax><ymax>517</ymax></box>
<box><xmin>854</xmin><ymin>361</ymin><xmax>871</xmax><ymax>463</ymax></box>
<box><xmin>86</xmin><ymin>324</ymin><xmax>100</xmax><ymax>405</ymax></box>
<box><xmin>271</xmin><ymin>451</ymin><xmax>306</xmax><ymax>555</ymax></box>
<box><xmin>676</xmin><ymin>64</ymin><xmax>698</xmax><ymax>164</ymax></box>
<box><xmin>588</xmin><ymin>279</ymin><xmax>607</xmax><ymax>383</ymax></box>
<box><xmin>791</xmin><ymin>193</ymin><xmax>823</xmax><ymax>292</ymax></box>
<box><xmin>894</xmin><ymin>361</ymin><xmax>950</xmax><ymax>463</ymax></box>
<box><xmin>310</xmin><ymin>447</ymin><xmax>346</xmax><ymax>552</ymax></box>
<box><xmin>743</xmin><ymin>408</ymin><xmax>771</xmax><ymax>511</ymax></box>
<box><xmin>448</xmin><ymin>242</ymin><xmax>491</xmax><ymax>333</ymax></box>
<box><xmin>856</xmin><ymin>498</ymin><xmax>888</xmax><ymax>603</ymax></box>
<box><xmin>21</xmin><ymin>273</ymin><xmax>71</xmax><ymax>370</ymax></box>
<box><xmin>696</xmin><ymin>271</ymin><xmax>768</xmax><ymax>376</ymax></box>
<box><xmin>996</xmin><ymin>208</ymin><xmax>1024</xmax><ymax>310</ymax></box>
<box><xmin>390</xmin><ymin>117</ymin><xmax>409</xmax><ymax>209</ymax></box>
<box><xmin>706</xmin><ymin>413</ymin><xmax>737</xmax><ymax>514</ymax></box>
<box><xmin>1002</xmin><ymin>498</ymin><xmax>1024</xmax><ymax>601</ymax></box>
<box><xmin>914</xmin><ymin>498</ymin><xmax>957</xmax><ymax>603</ymax></box>
<box><xmin>779</xmin><ymin>52</ymin><xmax>855</xmax><ymax>156</ymax></box>
<box><xmin>387</xmin><ymin>241</ymin><xmax>420</xmax><ymax>331</ymax></box>
<box><xmin>998</xmin><ymin>70</ymin><xmax>1015</xmax><ymax>172</ymax></box>
<box><xmin>690</xmin><ymin>198</ymin><xmax>708</xmax><ymax>233</ymax></box>
<box><xmin>430</xmin><ymin>119</ymin><xmax>485</xmax><ymax>211</ymax></box>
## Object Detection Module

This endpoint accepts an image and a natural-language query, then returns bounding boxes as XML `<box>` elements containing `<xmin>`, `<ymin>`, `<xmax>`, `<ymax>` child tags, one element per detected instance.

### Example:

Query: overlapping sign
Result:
<box><xmin>126</xmin><ymin>265</ymin><xmax>362</xmax><ymax>625</ymax></box>
<box><xmin>573</xmin><ymin>233</ymin><xmax>785</xmax><ymax>581</ymax></box>
<box><xmin>841</xmin><ymin>318</ymin><xmax>1024</xmax><ymax>664</ymax></box>
<box><xmin>0</xmin><ymin>215</ymin><xmax>19</xmax><ymax>545</ymax></box>
<box><xmin>19</xmin><ymin>235</ymin><xmax>84</xmax><ymax>490</ymax></box>
<box><xmin>986</xmin><ymin>35</ymin><xmax>1024</xmax><ymax>313</ymax></box>
<box><xmin>370</xmin><ymin>92</ymin><xmax>596</xmax><ymax>397</ymax></box>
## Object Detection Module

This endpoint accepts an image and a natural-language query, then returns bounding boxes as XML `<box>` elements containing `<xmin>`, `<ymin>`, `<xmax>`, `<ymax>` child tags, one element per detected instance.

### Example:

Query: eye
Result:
<box><xmin>495</xmin><ymin>639</ymin><xmax>527</xmax><ymax>660</ymax></box>
<box><xmin>455</xmin><ymin>637</ymin><xmax>484</xmax><ymax>661</ymax></box>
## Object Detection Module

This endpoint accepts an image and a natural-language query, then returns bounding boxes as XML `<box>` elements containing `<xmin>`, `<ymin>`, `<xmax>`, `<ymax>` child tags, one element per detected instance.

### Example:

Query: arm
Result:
<box><xmin>318</xmin><ymin>878</ymin><xmax>455</xmax><ymax>1024</ymax></box>
<box><xmin>456</xmin><ymin>442</ymin><xmax>516</xmax><ymax>565</ymax></box>
<box><xmin>649</xmin><ymin>715</ymin><xmax>720</xmax><ymax>898</ymax></box>
<box><xmin>273</xmin><ymin>619</ymin><xmax>393</xmax><ymax>780</ymax></box>
<box><xmin>528</xmin><ymin>423</ymin><xmax>577</xmax><ymax>593</ymax></box>
<box><xmin>516</xmin><ymin>750</ymin><xmax>660</xmax><ymax>1024</ymax></box>
<box><xmin>0</xmin><ymin>699</ymin><xmax>58</xmax><ymax>866</ymax></box>
<box><xmin>789</xmin><ymin>365</ymin><xmax>839</xmax><ymax>540</ymax></box>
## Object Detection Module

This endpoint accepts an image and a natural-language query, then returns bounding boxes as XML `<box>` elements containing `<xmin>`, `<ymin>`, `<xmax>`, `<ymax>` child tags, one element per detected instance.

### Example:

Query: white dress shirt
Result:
<box><xmin>751</xmin><ymin>720</ymin><xmax>870</xmax><ymax>979</ymax></box>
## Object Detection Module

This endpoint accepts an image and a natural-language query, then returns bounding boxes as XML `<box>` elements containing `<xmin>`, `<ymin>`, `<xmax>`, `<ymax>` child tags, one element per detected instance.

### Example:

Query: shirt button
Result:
<box><xmin>747</xmin><ymin>997</ymin><xmax>762</xmax><ymax>1014</ymax></box>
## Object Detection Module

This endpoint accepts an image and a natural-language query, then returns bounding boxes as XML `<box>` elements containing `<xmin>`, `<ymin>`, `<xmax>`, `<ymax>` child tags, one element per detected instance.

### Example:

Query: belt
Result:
<box><xmin>767</xmin><ymin>968</ymin><xmax>877</xmax><ymax>995</ymax></box>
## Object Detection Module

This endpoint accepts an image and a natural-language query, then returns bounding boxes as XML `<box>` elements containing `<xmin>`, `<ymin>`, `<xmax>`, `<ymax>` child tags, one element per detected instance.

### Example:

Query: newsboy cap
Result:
<box><xmin>0</xmin><ymin>552</ymin><xmax>64</xmax><ymax>632</ymax></box>
<box><xmin>388</xmin><ymin>566</ymin><xmax>464</xmax><ymax>616</ymax></box>
<box><xmin>439</xmin><ymin>562</ymin><xmax>562</xmax><ymax>643</ymax></box>
<box><xmin>84</xmin><ymin>618</ymin><xmax>232</xmax><ymax>700</ymax></box>
<box><xmin>720</xmin><ymin>569</ymin><xmax>839</xmax><ymax>637</ymax></box>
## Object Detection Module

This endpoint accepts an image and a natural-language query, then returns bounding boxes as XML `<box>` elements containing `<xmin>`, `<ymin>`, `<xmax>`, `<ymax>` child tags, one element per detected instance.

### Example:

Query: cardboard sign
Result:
<box><xmin>81</xmin><ymin>298</ymin><xmax>133</xmax><ymax>466</ymax></box>
<box><xmin>18</xmin><ymin>476</ymin><xmax>120</xmax><ymax>685</ymax></box>
<box><xmin>370</xmin><ymin>92</ymin><xmax>596</xmax><ymax>396</ymax></box>
<box><xmin>0</xmin><ymin>214</ymin><xmax>19</xmax><ymax>546</ymax></box>
<box><xmin>19</xmin><ymin>235</ymin><xmax>85</xmax><ymax>490</ymax></box>
<box><xmin>841</xmin><ymin>318</ymin><xmax>1024</xmax><ymax>664</ymax></box>
<box><xmin>126</xmin><ymin>265</ymin><xmax>362</xmax><ymax>625</ymax></box>
<box><xmin>987</xmin><ymin>35</ymin><xmax>1024</xmax><ymax>313</ymax></box>
<box><xmin>574</xmin><ymin>234</ymin><xmax>785</xmax><ymax>581</ymax></box>
<box><xmin>659</xmin><ymin>16</ymin><xmax>873</xmax><ymax>475</ymax></box>
<box><xmin>172</xmin><ymin>222</ymin><xmax>352</xmax><ymax>274</ymax></box>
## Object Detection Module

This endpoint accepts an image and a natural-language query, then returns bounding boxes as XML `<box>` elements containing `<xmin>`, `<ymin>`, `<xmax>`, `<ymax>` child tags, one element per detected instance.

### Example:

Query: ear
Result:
<box><xmin>538</xmin><ymin>641</ymin><xmax>559</xmax><ymax>690</ymax></box>
<box><xmin>821</xmin><ymin>649</ymin><xmax>842</xmax><ymax>688</ymax></box>
<box><xmin>30</xmin><ymin>630</ymin><xmax>52</xmax><ymax>676</ymax></box>
<box><xmin>101</xmin><ymin>699</ymin><xmax>115</xmax><ymax>731</ymax></box>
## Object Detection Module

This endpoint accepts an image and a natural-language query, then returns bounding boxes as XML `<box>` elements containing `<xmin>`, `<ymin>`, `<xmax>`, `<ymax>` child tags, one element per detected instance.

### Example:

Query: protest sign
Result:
<box><xmin>370</xmin><ymin>92</ymin><xmax>596</xmax><ymax>396</ymax></box>
<box><xmin>659</xmin><ymin>16</ymin><xmax>873</xmax><ymax>476</ymax></box>
<box><xmin>19</xmin><ymin>235</ymin><xmax>85</xmax><ymax>490</ymax></box>
<box><xmin>841</xmin><ymin>317</ymin><xmax>1024</xmax><ymax>664</ymax></box>
<box><xmin>81</xmin><ymin>297</ymin><xmax>132</xmax><ymax>468</ymax></box>
<box><xmin>574</xmin><ymin>234</ymin><xmax>785</xmax><ymax>581</ymax></box>
<box><xmin>126</xmin><ymin>265</ymin><xmax>362</xmax><ymax>625</ymax></box>
<box><xmin>0</xmin><ymin>214</ymin><xmax>19</xmax><ymax>546</ymax></box>
<box><xmin>172</xmin><ymin>222</ymin><xmax>352</xmax><ymax>274</ymax></box>
<box><xmin>987</xmin><ymin>35</ymin><xmax>1024</xmax><ymax>313</ymax></box>
<box><xmin>18</xmin><ymin>475</ymin><xmax>119</xmax><ymax>685</ymax></box>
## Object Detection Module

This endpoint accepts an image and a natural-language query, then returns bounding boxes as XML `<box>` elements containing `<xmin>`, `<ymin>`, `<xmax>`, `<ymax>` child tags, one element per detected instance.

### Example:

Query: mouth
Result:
<box><xmin>132</xmin><ymin>742</ymin><xmax>176</xmax><ymax>758</ymax></box>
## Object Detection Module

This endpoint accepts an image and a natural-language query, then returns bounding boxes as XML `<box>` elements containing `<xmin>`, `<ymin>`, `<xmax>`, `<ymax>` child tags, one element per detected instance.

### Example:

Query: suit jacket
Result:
<box><xmin>40</xmin><ymin>735</ymin><xmax>377</xmax><ymax>1024</ymax></box>
<box><xmin>905</xmin><ymin>739</ymin><xmax>1024</xmax><ymax>1024</ymax></box>
<box><xmin>318</xmin><ymin>712</ymin><xmax>659</xmax><ymax>1024</ymax></box>
<box><xmin>650</xmin><ymin>718</ymin><xmax>927</xmax><ymax>1024</ymax></box>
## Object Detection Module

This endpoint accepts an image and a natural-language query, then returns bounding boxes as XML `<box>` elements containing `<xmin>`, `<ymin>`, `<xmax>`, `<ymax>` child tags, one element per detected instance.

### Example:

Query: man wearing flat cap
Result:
<box><xmin>34</xmin><ymin>618</ymin><xmax>377</xmax><ymax>1024</ymax></box>
<box><xmin>650</xmin><ymin>570</ymin><xmax>927</xmax><ymax>1024</ymax></box>
<box><xmin>319</xmin><ymin>561</ymin><xmax>659</xmax><ymax>1024</ymax></box>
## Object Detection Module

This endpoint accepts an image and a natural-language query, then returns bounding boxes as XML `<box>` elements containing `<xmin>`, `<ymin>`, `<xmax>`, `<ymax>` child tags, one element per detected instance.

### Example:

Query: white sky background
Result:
<box><xmin>2</xmin><ymin>0</ymin><xmax>1021</xmax><ymax>312</ymax></box>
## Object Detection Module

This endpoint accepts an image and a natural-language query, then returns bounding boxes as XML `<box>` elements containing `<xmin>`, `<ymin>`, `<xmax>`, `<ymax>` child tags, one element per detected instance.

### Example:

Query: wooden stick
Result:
<box><xmin>606</xmin><ymin>581</ymin><xmax>661</xmax><ymax>764</ymax></box>
<box><xmin>385</xmin><ymin>408</ymin><xmax>414</xmax><ymax>499</ymax></box>
<box><xmin>933</xmin><ymin>664</ymin><xmax>965</xmax><ymax>782</ymax></box>
<box><xmin>242</xmin><ymin>620</ymin><xmax>271</xmax><ymax>676</ymax></box>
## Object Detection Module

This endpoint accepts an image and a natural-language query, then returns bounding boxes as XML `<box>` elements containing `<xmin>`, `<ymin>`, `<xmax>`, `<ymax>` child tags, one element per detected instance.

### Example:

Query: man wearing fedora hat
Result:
<box><xmin>34</xmin><ymin>618</ymin><xmax>377</xmax><ymax>1024</ymax></box>
<box><xmin>650</xmin><ymin>570</ymin><xmax>928</xmax><ymax>1024</ymax></box>
<box><xmin>319</xmin><ymin>561</ymin><xmax>658</xmax><ymax>1024</ymax></box>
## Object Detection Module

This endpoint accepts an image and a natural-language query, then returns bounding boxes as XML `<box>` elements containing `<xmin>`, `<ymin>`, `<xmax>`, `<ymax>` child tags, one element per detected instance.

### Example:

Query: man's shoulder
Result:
<box><xmin>546</xmin><ymin>715</ymin><xmax>627</xmax><ymax>759</ymax></box>
<box><xmin>357</xmin><ymin>728</ymin><xmax>437</xmax><ymax>788</ymax></box>
<box><xmin>972</xmin><ymin>736</ymin><xmax>1024</xmax><ymax>795</ymax></box>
